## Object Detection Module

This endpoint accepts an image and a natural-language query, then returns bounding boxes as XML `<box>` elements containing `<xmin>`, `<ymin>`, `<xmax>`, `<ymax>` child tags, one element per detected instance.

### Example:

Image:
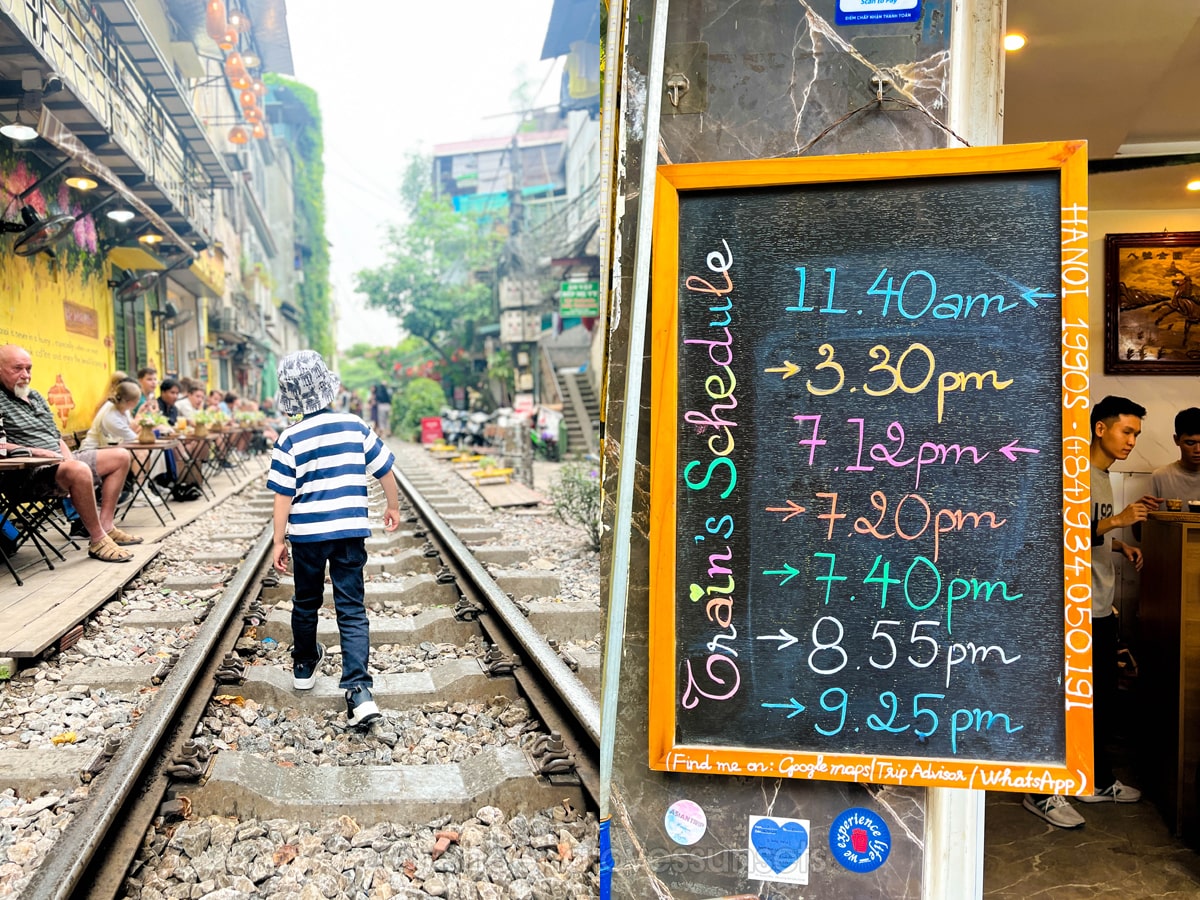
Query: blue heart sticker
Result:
<box><xmin>751</xmin><ymin>818</ymin><xmax>809</xmax><ymax>873</ymax></box>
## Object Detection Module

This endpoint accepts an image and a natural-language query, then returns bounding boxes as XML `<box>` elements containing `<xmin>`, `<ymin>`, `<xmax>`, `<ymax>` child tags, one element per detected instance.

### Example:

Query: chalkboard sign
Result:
<box><xmin>649</xmin><ymin>144</ymin><xmax>1094</xmax><ymax>793</ymax></box>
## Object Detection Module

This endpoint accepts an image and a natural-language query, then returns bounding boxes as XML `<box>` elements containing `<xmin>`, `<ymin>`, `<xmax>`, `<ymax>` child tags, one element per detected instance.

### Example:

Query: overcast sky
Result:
<box><xmin>286</xmin><ymin>0</ymin><xmax>561</xmax><ymax>351</ymax></box>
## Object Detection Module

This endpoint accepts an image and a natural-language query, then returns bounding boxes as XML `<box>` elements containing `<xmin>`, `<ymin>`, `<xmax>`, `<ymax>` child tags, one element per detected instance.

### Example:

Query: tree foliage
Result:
<box><xmin>394</xmin><ymin>377</ymin><xmax>447</xmax><ymax>435</ymax></box>
<box><xmin>354</xmin><ymin>155</ymin><xmax>501</xmax><ymax>365</ymax></box>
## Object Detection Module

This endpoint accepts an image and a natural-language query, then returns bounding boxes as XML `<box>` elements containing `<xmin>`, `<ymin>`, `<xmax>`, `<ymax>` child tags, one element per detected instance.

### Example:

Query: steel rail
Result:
<box><xmin>21</xmin><ymin>527</ymin><xmax>275</xmax><ymax>900</ymax></box>
<box><xmin>393</xmin><ymin>465</ymin><xmax>602</xmax><ymax>747</ymax></box>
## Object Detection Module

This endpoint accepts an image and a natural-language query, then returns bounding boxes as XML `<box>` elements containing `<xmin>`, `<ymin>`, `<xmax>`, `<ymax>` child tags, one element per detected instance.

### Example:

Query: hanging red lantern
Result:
<box><xmin>228</xmin><ymin>9</ymin><xmax>252</xmax><ymax>32</ymax></box>
<box><xmin>238</xmin><ymin>89</ymin><xmax>257</xmax><ymax>109</ymax></box>
<box><xmin>242</xmin><ymin>105</ymin><xmax>263</xmax><ymax>124</ymax></box>
<box><xmin>228</xmin><ymin>125</ymin><xmax>249</xmax><ymax>145</ymax></box>
<box><xmin>224</xmin><ymin>52</ymin><xmax>250</xmax><ymax>89</ymax></box>
<box><xmin>250</xmin><ymin>78</ymin><xmax>266</xmax><ymax>99</ymax></box>
<box><xmin>218</xmin><ymin>26</ymin><xmax>238</xmax><ymax>52</ymax></box>
<box><xmin>205</xmin><ymin>0</ymin><xmax>228</xmax><ymax>41</ymax></box>
<box><xmin>251</xmin><ymin>122</ymin><xmax>268</xmax><ymax>140</ymax></box>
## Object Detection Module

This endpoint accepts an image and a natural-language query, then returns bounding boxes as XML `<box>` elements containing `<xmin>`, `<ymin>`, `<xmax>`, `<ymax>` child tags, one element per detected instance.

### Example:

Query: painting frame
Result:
<box><xmin>1105</xmin><ymin>231</ymin><xmax>1200</xmax><ymax>374</ymax></box>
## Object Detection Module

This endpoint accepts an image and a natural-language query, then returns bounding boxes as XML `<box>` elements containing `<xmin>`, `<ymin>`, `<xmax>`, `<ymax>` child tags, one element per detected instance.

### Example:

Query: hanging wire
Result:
<box><xmin>796</xmin><ymin>73</ymin><xmax>972</xmax><ymax>156</ymax></box>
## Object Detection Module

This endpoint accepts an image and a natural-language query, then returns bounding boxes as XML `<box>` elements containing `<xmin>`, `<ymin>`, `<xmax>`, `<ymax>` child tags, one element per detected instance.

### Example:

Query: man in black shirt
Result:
<box><xmin>157</xmin><ymin>379</ymin><xmax>181</xmax><ymax>426</ymax></box>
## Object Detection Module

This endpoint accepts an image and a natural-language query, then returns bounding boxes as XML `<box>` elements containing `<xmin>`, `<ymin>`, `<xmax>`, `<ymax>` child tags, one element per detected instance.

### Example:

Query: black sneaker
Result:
<box><xmin>345</xmin><ymin>686</ymin><xmax>381</xmax><ymax>727</ymax></box>
<box><xmin>69</xmin><ymin>519</ymin><xmax>89</xmax><ymax>538</ymax></box>
<box><xmin>292</xmin><ymin>644</ymin><xmax>325</xmax><ymax>690</ymax></box>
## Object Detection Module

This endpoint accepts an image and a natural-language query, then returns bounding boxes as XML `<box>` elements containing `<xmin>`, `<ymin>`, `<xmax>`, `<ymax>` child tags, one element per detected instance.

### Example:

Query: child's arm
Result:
<box><xmin>272</xmin><ymin>492</ymin><xmax>293</xmax><ymax>572</ymax></box>
<box><xmin>379</xmin><ymin>470</ymin><xmax>401</xmax><ymax>532</ymax></box>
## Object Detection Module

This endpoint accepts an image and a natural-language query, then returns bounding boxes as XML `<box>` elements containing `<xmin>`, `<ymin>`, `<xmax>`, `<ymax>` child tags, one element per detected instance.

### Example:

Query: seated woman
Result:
<box><xmin>90</xmin><ymin>370</ymin><xmax>130</xmax><ymax>419</ymax></box>
<box><xmin>80</xmin><ymin>380</ymin><xmax>163</xmax><ymax>508</ymax></box>
<box><xmin>81</xmin><ymin>379</ymin><xmax>140</xmax><ymax>449</ymax></box>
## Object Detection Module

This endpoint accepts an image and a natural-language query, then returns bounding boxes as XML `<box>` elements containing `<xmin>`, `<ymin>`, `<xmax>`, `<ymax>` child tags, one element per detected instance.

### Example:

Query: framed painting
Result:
<box><xmin>1105</xmin><ymin>231</ymin><xmax>1200</xmax><ymax>374</ymax></box>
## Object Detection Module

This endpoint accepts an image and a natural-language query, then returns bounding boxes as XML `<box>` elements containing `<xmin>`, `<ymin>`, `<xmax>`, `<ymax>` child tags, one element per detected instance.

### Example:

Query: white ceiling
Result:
<box><xmin>1003</xmin><ymin>0</ymin><xmax>1200</xmax><ymax>211</ymax></box>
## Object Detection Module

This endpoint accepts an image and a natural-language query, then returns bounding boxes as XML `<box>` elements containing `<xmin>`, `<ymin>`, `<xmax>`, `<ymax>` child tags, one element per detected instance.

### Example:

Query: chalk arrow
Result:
<box><xmin>764</xmin><ymin>360</ymin><xmax>801</xmax><ymax>380</ymax></box>
<box><xmin>1021</xmin><ymin>287</ymin><xmax>1056</xmax><ymax>307</ymax></box>
<box><xmin>763</xmin><ymin>563</ymin><xmax>800</xmax><ymax>585</ymax></box>
<box><xmin>766</xmin><ymin>500</ymin><xmax>807</xmax><ymax>521</ymax></box>
<box><xmin>997</xmin><ymin>439</ymin><xmax>1040</xmax><ymax>462</ymax></box>
<box><xmin>761</xmin><ymin>698</ymin><xmax>807</xmax><ymax>718</ymax></box>
<box><xmin>757</xmin><ymin>629</ymin><xmax>800</xmax><ymax>650</ymax></box>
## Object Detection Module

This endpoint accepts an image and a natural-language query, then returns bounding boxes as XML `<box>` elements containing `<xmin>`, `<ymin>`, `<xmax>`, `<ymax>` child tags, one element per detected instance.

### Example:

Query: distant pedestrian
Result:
<box><xmin>268</xmin><ymin>351</ymin><xmax>400</xmax><ymax>727</ymax></box>
<box><xmin>373</xmin><ymin>382</ymin><xmax>392</xmax><ymax>437</ymax></box>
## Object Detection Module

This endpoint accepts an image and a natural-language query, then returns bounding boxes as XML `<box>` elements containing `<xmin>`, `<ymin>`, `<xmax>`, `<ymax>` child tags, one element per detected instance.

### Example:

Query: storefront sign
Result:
<box><xmin>560</xmin><ymin>280</ymin><xmax>601</xmax><ymax>317</ymax></box>
<box><xmin>836</xmin><ymin>0</ymin><xmax>922</xmax><ymax>25</ymax></box>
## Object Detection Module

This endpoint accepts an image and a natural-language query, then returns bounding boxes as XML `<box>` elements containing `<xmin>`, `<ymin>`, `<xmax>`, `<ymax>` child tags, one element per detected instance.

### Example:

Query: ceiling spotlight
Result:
<box><xmin>107</xmin><ymin>206</ymin><xmax>135</xmax><ymax>223</ymax></box>
<box><xmin>139</xmin><ymin>233</ymin><xmax>163</xmax><ymax>244</ymax></box>
<box><xmin>65</xmin><ymin>176</ymin><xmax>98</xmax><ymax>191</ymax></box>
<box><xmin>1003</xmin><ymin>33</ymin><xmax>1026</xmax><ymax>52</ymax></box>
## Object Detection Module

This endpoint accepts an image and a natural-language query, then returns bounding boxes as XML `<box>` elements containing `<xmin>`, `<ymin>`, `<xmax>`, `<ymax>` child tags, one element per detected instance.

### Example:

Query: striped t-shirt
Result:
<box><xmin>267</xmin><ymin>410</ymin><xmax>395</xmax><ymax>543</ymax></box>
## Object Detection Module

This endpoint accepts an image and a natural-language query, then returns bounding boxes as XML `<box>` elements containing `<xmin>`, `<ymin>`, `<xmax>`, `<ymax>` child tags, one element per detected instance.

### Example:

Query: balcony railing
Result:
<box><xmin>1</xmin><ymin>0</ymin><xmax>218</xmax><ymax>238</ymax></box>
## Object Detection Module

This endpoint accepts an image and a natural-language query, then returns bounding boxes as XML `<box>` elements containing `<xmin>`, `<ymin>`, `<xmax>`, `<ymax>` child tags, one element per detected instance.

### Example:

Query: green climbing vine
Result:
<box><xmin>264</xmin><ymin>74</ymin><xmax>333</xmax><ymax>358</ymax></box>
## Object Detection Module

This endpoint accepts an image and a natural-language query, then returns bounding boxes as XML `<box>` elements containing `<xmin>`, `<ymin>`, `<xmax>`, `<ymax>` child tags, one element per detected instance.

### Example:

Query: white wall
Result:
<box><xmin>1091</xmin><ymin>207</ymin><xmax>1200</xmax><ymax>628</ymax></box>
<box><xmin>1090</xmin><ymin>207</ymin><xmax>1200</xmax><ymax>474</ymax></box>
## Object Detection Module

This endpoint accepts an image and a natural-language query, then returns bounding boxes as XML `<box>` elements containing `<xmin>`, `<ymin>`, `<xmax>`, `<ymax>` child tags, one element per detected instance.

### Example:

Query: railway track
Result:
<box><xmin>1</xmin><ymin>444</ymin><xmax>602</xmax><ymax>899</ymax></box>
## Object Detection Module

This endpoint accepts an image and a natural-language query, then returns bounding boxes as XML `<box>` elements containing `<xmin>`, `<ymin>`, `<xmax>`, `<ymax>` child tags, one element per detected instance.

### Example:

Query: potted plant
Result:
<box><xmin>190</xmin><ymin>409</ymin><xmax>217</xmax><ymax>438</ymax></box>
<box><xmin>135</xmin><ymin>410</ymin><xmax>167</xmax><ymax>443</ymax></box>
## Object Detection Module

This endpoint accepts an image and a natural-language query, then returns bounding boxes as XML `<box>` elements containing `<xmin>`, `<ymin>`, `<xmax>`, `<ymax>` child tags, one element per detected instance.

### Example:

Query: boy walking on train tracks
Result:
<box><xmin>268</xmin><ymin>350</ymin><xmax>401</xmax><ymax>727</ymax></box>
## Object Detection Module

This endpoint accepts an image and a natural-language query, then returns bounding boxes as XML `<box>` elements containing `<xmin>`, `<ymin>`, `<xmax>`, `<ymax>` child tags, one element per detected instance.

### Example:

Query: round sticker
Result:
<box><xmin>828</xmin><ymin>807</ymin><xmax>891</xmax><ymax>873</ymax></box>
<box><xmin>664</xmin><ymin>799</ymin><xmax>707</xmax><ymax>845</ymax></box>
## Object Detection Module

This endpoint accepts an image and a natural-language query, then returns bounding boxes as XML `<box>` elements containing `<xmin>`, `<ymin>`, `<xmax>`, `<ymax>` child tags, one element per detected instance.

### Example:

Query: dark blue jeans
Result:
<box><xmin>290</xmin><ymin>536</ymin><xmax>372</xmax><ymax>689</ymax></box>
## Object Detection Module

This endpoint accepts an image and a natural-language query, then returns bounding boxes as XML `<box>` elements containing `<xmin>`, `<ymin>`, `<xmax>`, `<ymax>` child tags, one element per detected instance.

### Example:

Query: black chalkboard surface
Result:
<box><xmin>649</xmin><ymin>145</ymin><xmax>1094</xmax><ymax>792</ymax></box>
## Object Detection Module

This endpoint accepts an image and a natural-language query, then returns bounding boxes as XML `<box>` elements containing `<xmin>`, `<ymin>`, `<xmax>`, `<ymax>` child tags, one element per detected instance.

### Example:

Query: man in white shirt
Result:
<box><xmin>1024</xmin><ymin>395</ymin><xmax>1156</xmax><ymax>828</ymax></box>
<box><xmin>1151</xmin><ymin>408</ymin><xmax>1200</xmax><ymax>504</ymax></box>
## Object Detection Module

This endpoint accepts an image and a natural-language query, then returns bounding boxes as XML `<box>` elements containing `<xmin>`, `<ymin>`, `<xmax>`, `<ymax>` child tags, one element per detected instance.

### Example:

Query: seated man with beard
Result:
<box><xmin>0</xmin><ymin>344</ymin><xmax>140</xmax><ymax>563</ymax></box>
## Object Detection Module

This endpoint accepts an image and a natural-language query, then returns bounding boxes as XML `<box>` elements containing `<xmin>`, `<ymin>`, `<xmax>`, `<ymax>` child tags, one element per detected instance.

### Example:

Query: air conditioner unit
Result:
<box><xmin>212</xmin><ymin>309</ymin><xmax>237</xmax><ymax>334</ymax></box>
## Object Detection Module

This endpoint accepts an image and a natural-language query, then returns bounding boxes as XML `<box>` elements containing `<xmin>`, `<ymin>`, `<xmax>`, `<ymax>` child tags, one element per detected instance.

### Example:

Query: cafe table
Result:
<box><xmin>175</xmin><ymin>433</ymin><xmax>214</xmax><ymax>500</ymax></box>
<box><xmin>204</xmin><ymin>429</ymin><xmax>241</xmax><ymax>485</ymax></box>
<box><xmin>116</xmin><ymin>438</ymin><xmax>180</xmax><ymax>526</ymax></box>
<box><xmin>0</xmin><ymin>455</ymin><xmax>79</xmax><ymax>585</ymax></box>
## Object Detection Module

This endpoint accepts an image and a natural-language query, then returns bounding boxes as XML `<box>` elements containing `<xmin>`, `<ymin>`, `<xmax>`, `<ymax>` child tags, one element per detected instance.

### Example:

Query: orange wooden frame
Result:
<box><xmin>648</xmin><ymin>142</ymin><xmax>1094</xmax><ymax>793</ymax></box>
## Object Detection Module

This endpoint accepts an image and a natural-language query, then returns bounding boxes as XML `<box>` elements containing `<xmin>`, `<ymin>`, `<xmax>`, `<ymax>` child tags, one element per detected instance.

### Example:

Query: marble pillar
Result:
<box><xmin>604</xmin><ymin>1</ymin><xmax>959</xmax><ymax>897</ymax></box>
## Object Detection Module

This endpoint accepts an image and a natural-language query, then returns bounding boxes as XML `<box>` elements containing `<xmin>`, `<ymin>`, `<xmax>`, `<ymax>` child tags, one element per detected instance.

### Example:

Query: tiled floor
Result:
<box><xmin>984</xmin><ymin>684</ymin><xmax>1200</xmax><ymax>899</ymax></box>
<box><xmin>984</xmin><ymin>791</ymin><xmax>1200</xmax><ymax>898</ymax></box>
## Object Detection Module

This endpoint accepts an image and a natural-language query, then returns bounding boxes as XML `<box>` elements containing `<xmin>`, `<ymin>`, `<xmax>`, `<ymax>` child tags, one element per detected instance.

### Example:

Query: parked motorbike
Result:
<box><xmin>464</xmin><ymin>410</ymin><xmax>493</xmax><ymax>448</ymax></box>
<box><xmin>441</xmin><ymin>408</ymin><xmax>466</xmax><ymax>448</ymax></box>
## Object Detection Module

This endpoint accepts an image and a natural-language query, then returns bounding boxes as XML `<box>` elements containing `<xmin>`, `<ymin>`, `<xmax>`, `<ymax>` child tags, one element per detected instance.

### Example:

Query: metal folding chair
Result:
<box><xmin>0</xmin><ymin>470</ymin><xmax>81</xmax><ymax>586</ymax></box>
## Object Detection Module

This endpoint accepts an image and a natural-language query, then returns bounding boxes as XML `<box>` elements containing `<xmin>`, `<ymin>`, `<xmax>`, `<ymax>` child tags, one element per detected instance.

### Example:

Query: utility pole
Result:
<box><xmin>507</xmin><ymin>132</ymin><xmax>534</xmax><ymax>488</ymax></box>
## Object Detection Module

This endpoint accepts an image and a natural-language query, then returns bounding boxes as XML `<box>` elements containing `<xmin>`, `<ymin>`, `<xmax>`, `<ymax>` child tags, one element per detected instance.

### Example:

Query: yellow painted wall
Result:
<box><xmin>0</xmin><ymin>253</ymin><xmax>119</xmax><ymax>433</ymax></box>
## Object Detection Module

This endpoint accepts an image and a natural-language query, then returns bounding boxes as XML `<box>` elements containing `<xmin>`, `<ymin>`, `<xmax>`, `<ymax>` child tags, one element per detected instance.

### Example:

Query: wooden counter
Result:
<box><xmin>1140</xmin><ymin>513</ymin><xmax>1200</xmax><ymax>839</ymax></box>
